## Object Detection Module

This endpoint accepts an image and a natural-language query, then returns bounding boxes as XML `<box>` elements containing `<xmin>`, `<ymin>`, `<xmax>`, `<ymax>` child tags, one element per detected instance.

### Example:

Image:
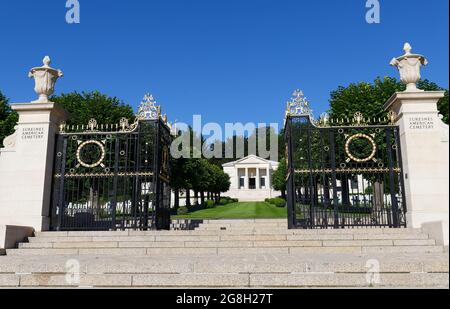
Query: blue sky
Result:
<box><xmin>0</xmin><ymin>0</ymin><xmax>448</xmax><ymax>128</ymax></box>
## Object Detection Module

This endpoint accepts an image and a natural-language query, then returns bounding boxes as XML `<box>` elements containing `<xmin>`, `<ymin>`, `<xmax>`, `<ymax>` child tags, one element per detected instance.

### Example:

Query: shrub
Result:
<box><xmin>224</xmin><ymin>197</ymin><xmax>237</xmax><ymax>204</ymax></box>
<box><xmin>205</xmin><ymin>200</ymin><xmax>216</xmax><ymax>209</ymax></box>
<box><xmin>272</xmin><ymin>198</ymin><xmax>286</xmax><ymax>207</ymax></box>
<box><xmin>177</xmin><ymin>207</ymin><xmax>189</xmax><ymax>215</ymax></box>
<box><xmin>219</xmin><ymin>198</ymin><xmax>229</xmax><ymax>205</ymax></box>
<box><xmin>266</xmin><ymin>198</ymin><xmax>286</xmax><ymax>207</ymax></box>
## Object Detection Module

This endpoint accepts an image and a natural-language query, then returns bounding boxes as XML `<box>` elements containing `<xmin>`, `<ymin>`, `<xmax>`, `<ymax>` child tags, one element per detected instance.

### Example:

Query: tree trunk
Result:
<box><xmin>297</xmin><ymin>188</ymin><xmax>302</xmax><ymax>203</ymax></box>
<box><xmin>341</xmin><ymin>178</ymin><xmax>351</xmax><ymax>206</ymax></box>
<box><xmin>281</xmin><ymin>190</ymin><xmax>286</xmax><ymax>200</ymax></box>
<box><xmin>323</xmin><ymin>176</ymin><xmax>331</xmax><ymax>208</ymax></box>
<box><xmin>194</xmin><ymin>191</ymin><xmax>199</xmax><ymax>205</ymax></box>
<box><xmin>373</xmin><ymin>181</ymin><xmax>384</xmax><ymax>212</ymax></box>
<box><xmin>185</xmin><ymin>189</ymin><xmax>191</xmax><ymax>207</ymax></box>
<box><xmin>313</xmin><ymin>178</ymin><xmax>319</xmax><ymax>206</ymax></box>
<box><xmin>174</xmin><ymin>189</ymin><xmax>180</xmax><ymax>210</ymax></box>
<box><xmin>200</xmin><ymin>191</ymin><xmax>205</xmax><ymax>206</ymax></box>
<box><xmin>89</xmin><ymin>185</ymin><xmax>100</xmax><ymax>213</ymax></box>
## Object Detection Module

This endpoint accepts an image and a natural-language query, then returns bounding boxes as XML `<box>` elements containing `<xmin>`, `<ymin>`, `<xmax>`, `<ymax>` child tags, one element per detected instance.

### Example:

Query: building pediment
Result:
<box><xmin>222</xmin><ymin>155</ymin><xmax>278</xmax><ymax>168</ymax></box>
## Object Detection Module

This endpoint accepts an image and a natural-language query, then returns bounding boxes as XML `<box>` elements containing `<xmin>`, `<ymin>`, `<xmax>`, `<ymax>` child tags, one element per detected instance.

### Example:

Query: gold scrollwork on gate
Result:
<box><xmin>76</xmin><ymin>140</ymin><xmax>106</xmax><ymax>168</ymax></box>
<box><xmin>344</xmin><ymin>133</ymin><xmax>377</xmax><ymax>163</ymax></box>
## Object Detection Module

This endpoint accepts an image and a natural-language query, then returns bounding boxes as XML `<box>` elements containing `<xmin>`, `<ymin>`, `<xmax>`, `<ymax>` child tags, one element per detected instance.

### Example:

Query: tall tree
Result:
<box><xmin>207</xmin><ymin>163</ymin><xmax>231</xmax><ymax>201</ymax></box>
<box><xmin>417</xmin><ymin>79</ymin><xmax>449</xmax><ymax>124</ymax></box>
<box><xmin>272</xmin><ymin>158</ymin><xmax>287</xmax><ymax>199</ymax></box>
<box><xmin>170</xmin><ymin>157</ymin><xmax>189</xmax><ymax>209</ymax></box>
<box><xmin>0</xmin><ymin>91</ymin><xmax>18</xmax><ymax>148</ymax></box>
<box><xmin>329</xmin><ymin>77</ymin><xmax>449</xmax><ymax>124</ymax></box>
<box><xmin>51</xmin><ymin>91</ymin><xmax>135</xmax><ymax>125</ymax></box>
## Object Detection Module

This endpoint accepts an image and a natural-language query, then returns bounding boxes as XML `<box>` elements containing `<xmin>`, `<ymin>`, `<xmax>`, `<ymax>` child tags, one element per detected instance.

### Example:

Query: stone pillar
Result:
<box><xmin>256</xmin><ymin>168</ymin><xmax>261</xmax><ymax>189</ymax></box>
<box><xmin>384</xmin><ymin>91</ymin><xmax>449</xmax><ymax>246</ymax></box>
<box><xmin>0</xmin><ymin>103</ymin><xmax>69</xmax><ymax>232</ymax></box>
<box><xmin>0</xmin><ymin>56</ymin><xmax>68</xmax><ymax>233</ymax></box>
<box><xmin>244</xmin><ymin>168</ymin><xmax>249</xmax><ymax>189</ymax></box>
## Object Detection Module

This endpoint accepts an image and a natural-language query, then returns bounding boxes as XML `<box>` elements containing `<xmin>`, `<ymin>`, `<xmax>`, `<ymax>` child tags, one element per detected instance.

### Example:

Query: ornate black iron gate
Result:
<box><xmin>50</xmin><ymin>99</ymin><xmax>172</xmax><ymax>231</ymax></box>
<box><xmin>285</xmin><ymin>97</ymin><xmax>407</xmax><ymax>229</ymax></box>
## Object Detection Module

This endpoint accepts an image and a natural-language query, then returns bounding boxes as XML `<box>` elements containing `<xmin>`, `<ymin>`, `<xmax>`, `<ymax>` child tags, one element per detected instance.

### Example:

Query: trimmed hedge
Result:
<box><xmin>265</xmin><ymin>198</ymin><xmax>286</xmax><ymax>208</ymax></box>
<box><xmin>177</xmin><ymin>206</ymin><xmax>189</xmax><ymax>215</ymax></box>
<box><xmin>215</xmin><ymin>197</ymin><xmax>238</xmax><ymax>206</ymax></box>
<box><xmin>205</xmin><ymin>200</ymin><xmax>216</xmax><ymax>209</ymax></box>
<box><xmin>219</xmin><ymin>198</ymin><xmax>229</xmax><ymax>205</ymax></box>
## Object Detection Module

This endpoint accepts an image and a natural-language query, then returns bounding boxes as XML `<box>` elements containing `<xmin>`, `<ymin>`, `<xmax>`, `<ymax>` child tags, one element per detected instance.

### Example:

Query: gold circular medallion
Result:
<box><xmin>76</xmin><ymin>140</ymin><xmax>106</xmax><ymax>168</ymax></box>
<box><xmin>345</xmin><ymin>133</ymin><xmax>377</xmax><ymax>163</ymax></box>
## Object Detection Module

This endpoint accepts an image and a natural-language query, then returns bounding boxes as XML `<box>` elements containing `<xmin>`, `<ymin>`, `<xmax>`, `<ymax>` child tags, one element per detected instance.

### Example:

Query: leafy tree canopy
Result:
<box><xmin>0</xmin><ymin>91</ymin><xmax>19</xmax><ymax>147</ymax></box>
<box><xmin>51</xmin><ymin>91</ymin><xmax>135</xmax><ymax>126</ymax></box>
<box><xmin>272</xmin><ymin>158</ymin><xmax>287</xmax><ymax>193</ymax></box>
<box><xmin>329</xmin><ymin>77</ymin><xmax>449</xmax><ymax>124</ymax></box>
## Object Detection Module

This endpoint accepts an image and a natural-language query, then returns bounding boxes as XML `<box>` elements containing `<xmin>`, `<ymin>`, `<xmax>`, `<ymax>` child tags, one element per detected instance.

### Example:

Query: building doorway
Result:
<box><xmin>249</xmin><ymin>178</ymin><xmax>256</xmax><ymax>190</ymax></box>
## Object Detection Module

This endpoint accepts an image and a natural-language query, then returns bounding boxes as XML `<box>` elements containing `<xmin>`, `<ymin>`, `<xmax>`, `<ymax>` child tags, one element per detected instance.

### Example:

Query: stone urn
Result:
<box><xmin>390</xmin><ymin>43</ymin><xmax>428</xmax><ymax>92</ymax></box>
<box><xmin>28</xmin><ymin>56</ymin><xmax>63</xmax><ymax>103</ymax></box>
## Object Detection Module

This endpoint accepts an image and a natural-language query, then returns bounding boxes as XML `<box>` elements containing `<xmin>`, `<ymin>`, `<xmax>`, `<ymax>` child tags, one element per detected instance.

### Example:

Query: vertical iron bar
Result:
<box><xmin>50</xmin><ymin>134</ymin><xmax>62</xmax><ymax>230</ymax></box>
<box><xmin>111</xmin><ymin>135</ymin><xmax>120</xmax><ymax>230</ymax></box>
<box><xmin>329</xmin><ymin>129</ymin><xmax>339</xmax><ymax>229</ymax></box>
<box><xmin>319</xmin><ymin>129</ymin><xmax>329</xmax><ymax>228</ymax></box>
<box><xmin>286</xmin><ymin>117</ymin><xmax>295</xmax><ymax>229</ymax></box>
<box><xmin>56</xmin><ymin>136</ymin><xmax>68</xmax><ymax>231</ymax></box>
<box><xmin>154</xmin><ymin>121</ymin><xmax>161</xmax><ymax>230</ymax></box>
<box><xmin>306</xmin><ymin>121</ymin><xmax>315</xmax><ymax>228</ymax></box>
<box><xmin>133</xmin><ymin>127</ymin><xmax>142</xmax><ymax>229</ymax></box>
<box><xmin>394</xmin><ymin>126</ymin><xmax>407</xmax><ymax>226</ymax></box>
<box><xmin>386</xmin><ymin>128</ymin><xmax>399</xmax><ymax>228</ymax></box>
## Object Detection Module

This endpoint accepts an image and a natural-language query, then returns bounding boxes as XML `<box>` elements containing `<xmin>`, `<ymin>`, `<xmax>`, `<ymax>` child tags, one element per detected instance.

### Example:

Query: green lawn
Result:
<box><xmin>172</xmin><ymin>202</ymin><xmax>287</xmax><ymax>219</ymax></box>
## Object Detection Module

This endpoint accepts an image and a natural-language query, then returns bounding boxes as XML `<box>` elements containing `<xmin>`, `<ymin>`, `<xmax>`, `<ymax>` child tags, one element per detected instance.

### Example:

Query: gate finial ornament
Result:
<box><xmin>28</xmin><ymin>56</ymin><xmax>64</xmax><ymax>103</ymax></box>
<box><xmin>390</xmin><ymin>43</ymin><xmax>428</xmax><ymax>92</ymax></box>
<box><xmin>353</xmin><ymin>112</ymin><xmax>365</xmax><ymax>125</ymax></box>
<box><xmin>285</xmin><ymin>89</ymin><xmax>312</xmax><ymax>118</ymax></box>
<box><xmin>137</xmin><ymin>93</ymin><xmax>160</xmax><ymax>120</ymax></box>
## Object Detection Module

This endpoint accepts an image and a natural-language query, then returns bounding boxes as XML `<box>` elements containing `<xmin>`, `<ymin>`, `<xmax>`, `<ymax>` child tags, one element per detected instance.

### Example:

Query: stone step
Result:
<box><xmin>198</xmin><ymin>220</ymin><xmax>287</xmax><ymax>224</ymax></box>
<box><xmin>196</xmin><ymin>223</ymin><xmax>289</xmax><ymax>229</ymax></box>
<box><xmin>0</xmin><ymin>262</ymin><xmax>449</xmax><ymax>288</ymax></box>
<box><xmin>19</xmin><ymin>239</ymin><xmax>436</xmax><ymax>249</ymax></box>
<box><xmin>196</xmin><ymin>226</ymin><xmax>288</xmax><ymax>231</ymax></box>
<box><xmin>1</xmin><ymin>272</ymin><xmax>447</xmax><ymax>288</ymax></box>
<box><xmin>197</xmin><ymin>219</ymin><xmax>288</xmax><ymax>224</ymax></box>
<box><xmin>2</xmin><ymin>254</ymin><xmax>447</xmax><ymax>274</ymax></box>
<box><xmin>27</xmin><ymin>233</ymin><xmax>431</xmax><ymax>243</ymax></box>
<box><xmin>7</xmin><ymin>244</ymin><xmax>444</xmax><ymax>256</ymax></box>
<box><xmin>34</xmin><ymin>228</ymin><xmax>425</xmax><ymax>238</ymax></box>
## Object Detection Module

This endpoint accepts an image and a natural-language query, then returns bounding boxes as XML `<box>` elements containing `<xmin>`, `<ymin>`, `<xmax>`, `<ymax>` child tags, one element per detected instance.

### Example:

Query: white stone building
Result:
<box><xmin>222</xmin><ymin>155</ymin><xmax>281</xmax><ymax>202</ymax></box>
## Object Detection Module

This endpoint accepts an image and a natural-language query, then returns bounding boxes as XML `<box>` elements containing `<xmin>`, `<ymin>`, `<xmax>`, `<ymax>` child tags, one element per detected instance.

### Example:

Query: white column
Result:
<box><xmin>256</xmin><ymin>168</ymin><xmax>261</xmax><ymax>189</ymax></box>
<box><xmin>384</xmin><ymin>91</ymin><xmax>449</xmax><ymax>246</ymax></box>
<box><xmin>0</xmin><ymin>102</ymin><xmax>69</xmax><ymax>232</ymax></box>
<box><xmin>235</xmin><ymin>167</ymin><xmax>239</xmax><ymax>189</ymax></box>
<box><xmin>244</xmin><ymin>168</ymin><xmax>249</xmax><ymax>189</ymax></box>
<box><xmin>266</xmin><ymin>166</ymin><xmax>271</xmax><ymax>189</ymax></box>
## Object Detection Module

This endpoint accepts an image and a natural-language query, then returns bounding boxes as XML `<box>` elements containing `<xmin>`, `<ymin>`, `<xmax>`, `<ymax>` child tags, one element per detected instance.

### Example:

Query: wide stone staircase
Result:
<box><xmin>0</xmin><ymin>219</ymin><xmax>448</xmax><ymax>288</ymax></box>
